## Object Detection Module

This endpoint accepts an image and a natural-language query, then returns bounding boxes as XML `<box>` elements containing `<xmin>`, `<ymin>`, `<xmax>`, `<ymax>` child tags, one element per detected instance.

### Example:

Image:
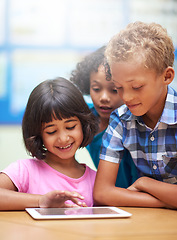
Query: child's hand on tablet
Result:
<box><xmin>39</xmin><ymin>190</ymin><xmax>87</xmax><ymax>208</ymax></box>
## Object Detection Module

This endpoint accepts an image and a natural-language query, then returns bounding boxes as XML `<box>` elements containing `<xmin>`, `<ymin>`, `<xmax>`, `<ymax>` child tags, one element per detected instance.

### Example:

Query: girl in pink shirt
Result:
<box><xmin>0</xmin><ymin>77</ymin><xmax>98</xmax><ymax>210</ymax></box>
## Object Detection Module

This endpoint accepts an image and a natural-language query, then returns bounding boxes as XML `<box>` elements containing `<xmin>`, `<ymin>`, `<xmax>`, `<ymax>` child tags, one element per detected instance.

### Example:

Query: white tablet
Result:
<box><xmin>26</xmin><ymin>207</ymin><xmax>132</xmax><ymax>220</ymax></box>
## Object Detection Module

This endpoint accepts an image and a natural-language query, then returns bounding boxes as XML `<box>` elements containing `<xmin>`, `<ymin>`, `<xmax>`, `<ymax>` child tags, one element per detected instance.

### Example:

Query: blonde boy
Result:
<box><xmin>94</xmin><ymin>22</ymin><xmax>177</xmax><ymax>209</ymax></box>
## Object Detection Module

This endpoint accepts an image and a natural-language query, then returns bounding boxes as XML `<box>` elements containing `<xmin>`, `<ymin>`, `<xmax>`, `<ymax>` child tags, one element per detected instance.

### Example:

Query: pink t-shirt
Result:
<box><xmin>2</xmin><ymin>158</ymin><xmax>96</xmax><ymax>207</ymax></box>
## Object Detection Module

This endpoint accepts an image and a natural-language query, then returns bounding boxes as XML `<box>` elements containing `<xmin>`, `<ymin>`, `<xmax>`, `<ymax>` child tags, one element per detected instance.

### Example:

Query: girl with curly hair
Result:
<box><xmin>70</xmin><ymin>46</ymin><xmax>138</xmax><ymax>188</ymax></box>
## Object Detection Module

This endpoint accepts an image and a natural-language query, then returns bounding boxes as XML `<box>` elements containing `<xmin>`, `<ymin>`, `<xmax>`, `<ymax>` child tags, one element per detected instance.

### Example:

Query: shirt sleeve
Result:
<box><xmin>1</xmin><ymin>159</ymin><xmax>30</xmax><ymax>192</ymax></box>
<box><xmin>100</xmin><ymin>110</ymin><xmax>124</xmax><ymax>163</ymax></box>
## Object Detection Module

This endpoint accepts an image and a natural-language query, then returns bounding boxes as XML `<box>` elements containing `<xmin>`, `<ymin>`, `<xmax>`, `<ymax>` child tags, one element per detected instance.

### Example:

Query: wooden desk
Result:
<box><xmin>0</xmin><ymin>207</ymin><xmax>177</xmax><ymax>240</ymax></box>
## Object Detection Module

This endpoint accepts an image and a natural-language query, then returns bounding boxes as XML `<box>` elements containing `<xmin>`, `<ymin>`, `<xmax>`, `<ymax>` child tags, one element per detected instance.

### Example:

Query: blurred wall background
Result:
<box><xmin>0</xmin><ymin>0</ymin><xmax>177</xmax><ymax>170</ymax></box>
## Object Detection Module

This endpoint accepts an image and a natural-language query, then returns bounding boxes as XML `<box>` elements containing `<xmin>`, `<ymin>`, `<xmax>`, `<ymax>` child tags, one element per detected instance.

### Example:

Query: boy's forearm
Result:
<box><xmin>0</xmin><ymin>188</ymin><xmax>40</xmax><ymax>210</ymax></box>
<box><xmin>94</xmin><ymin>185</ymin><xmax>165</xmax><ymax>208</ymax></box>
<box><xmin>133</xmin><ymin>177</ymin><xmax>177</xmax><ymax>209</ymax></box>
<box><xmin>94</xmin><ymin>160</ymin><xmax>166</xmax><ymax>208</ymax></box>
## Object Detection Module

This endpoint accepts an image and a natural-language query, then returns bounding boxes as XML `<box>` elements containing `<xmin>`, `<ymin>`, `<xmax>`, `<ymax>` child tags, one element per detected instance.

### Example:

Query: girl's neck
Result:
<box><xmin>44</xmin><ymin>152</ymin><xmax>85</xmax><ymax>178</ymax></box>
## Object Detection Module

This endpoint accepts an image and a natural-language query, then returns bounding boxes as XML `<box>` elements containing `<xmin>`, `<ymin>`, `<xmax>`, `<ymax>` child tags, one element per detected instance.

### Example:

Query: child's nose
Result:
<box><xmin>100</xmin><ymin>91</ymin><xmax>110</xmax><ymax>102</ymax></box>
<box><xmin>57</xmin><ymin>132</ymin><xmax>69</xmax><ymax>143</ymax></box>
<box><xmin>122</xmin><ymin>91</ymin><xmax>134</xmax><ymax>103</ymax></box>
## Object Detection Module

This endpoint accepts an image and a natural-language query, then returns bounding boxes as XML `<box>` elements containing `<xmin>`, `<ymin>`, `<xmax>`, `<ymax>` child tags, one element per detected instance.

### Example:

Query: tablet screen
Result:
<box><xmin>26</xmin><ymin>207</ymin><xmax>132</xmax><ymax>220</ymax></box>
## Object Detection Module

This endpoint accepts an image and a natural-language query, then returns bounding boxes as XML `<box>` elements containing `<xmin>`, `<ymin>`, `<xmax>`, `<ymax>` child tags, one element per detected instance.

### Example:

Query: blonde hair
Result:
<box><xmin>105</xmin><ymin>21</ymin><xmax>175</xmax><ymax>74</ymax></box>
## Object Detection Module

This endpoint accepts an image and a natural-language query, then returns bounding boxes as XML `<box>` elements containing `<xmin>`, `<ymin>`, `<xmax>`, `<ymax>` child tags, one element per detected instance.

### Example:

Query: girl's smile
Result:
<box><xmin>42</xmin><ymin>116</ymin><xmax>83</xmax><ymax>163</ymax></box>
<box><xmin>57</xmin><ymin>143</ymin><xmax>73</xmax><ymax>150</ymax></box>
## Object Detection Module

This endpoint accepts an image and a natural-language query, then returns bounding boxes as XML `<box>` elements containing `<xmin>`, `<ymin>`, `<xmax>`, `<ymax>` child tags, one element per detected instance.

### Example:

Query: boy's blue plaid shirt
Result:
<box><xmin>100</xmin><ymin>86</ymin><xmax>177</xmax><ymax>184</ymax></box>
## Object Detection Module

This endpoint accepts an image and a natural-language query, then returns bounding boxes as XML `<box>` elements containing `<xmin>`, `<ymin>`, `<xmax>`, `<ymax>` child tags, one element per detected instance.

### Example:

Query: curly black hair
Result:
<box><xmin>70</xmin><ymin>46</ymin><xmax>106</xmax><ymax>95</ymax></box>
<box><xmin>104</xmin><ymin>59</ymin><xmax>112</xmax><ymax>81</ymax></box>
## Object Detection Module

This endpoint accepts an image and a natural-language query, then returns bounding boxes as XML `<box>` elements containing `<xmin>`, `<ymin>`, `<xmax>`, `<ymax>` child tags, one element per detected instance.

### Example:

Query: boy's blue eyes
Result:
<box><xmin>116</xmin><ymin>86</ymin><xmax>143</xmax><ymax>90</ymax></box>
<box><xmin>133</xmin><ymin>86</ymin><xmax>143</xmax><ymax>90</ymax></box>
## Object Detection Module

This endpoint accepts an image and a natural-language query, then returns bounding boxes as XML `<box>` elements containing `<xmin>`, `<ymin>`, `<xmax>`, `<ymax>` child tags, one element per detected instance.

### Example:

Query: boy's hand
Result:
<box><xmin>127</xmin><ymin>177</ymin><xmax>144</xmax><ymax>192</ymax></box>
<box><xmin>127</xmin><ymin>184</ymin><xmax>139</xmax><ymax>192</ymax></box>
<box><xmin>39</xmin><ymin>190</ymin><xmax>87</xmax><ymax>208</ymax></box>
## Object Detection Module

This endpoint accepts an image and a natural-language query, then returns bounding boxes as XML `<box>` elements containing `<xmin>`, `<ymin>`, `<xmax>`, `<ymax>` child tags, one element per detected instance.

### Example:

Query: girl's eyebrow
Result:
<box><xmin>43</xmin><ymin>124</ymin><xmax>55</xmax><ymax>130</ymax></box>
<box><xmin>43</xmin><ymin>119</ymin><xmax>77</xmax><ymax>129</ymax></box>
<box><xmin>64</xmin><ymin>119</ymin><xmax>77</xmax><ymax>123</ymax></box>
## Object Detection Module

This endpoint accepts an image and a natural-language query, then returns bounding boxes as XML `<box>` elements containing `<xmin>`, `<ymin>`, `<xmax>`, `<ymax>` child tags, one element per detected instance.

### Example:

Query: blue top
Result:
<box><xmin>101</xmin><ymin>86</ymin><xmax>177</xmax><ymax>184</ymax></box>
<box><xmin>86</xmin><ymin>101</ymin><xmax>138</xmax><ymax>188</ymax></box>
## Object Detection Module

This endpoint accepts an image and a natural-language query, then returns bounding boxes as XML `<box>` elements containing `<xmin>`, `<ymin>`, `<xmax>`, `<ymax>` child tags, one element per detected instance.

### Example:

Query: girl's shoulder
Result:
<box><xmin>17</xmin><ymin>158</ymin><xmax>43</xmax><ymax>166</ymax></box>
<box><xmin>2</xmin><ymin>158</ymin><xmax>45</xmax><ymax>173</ymax></box>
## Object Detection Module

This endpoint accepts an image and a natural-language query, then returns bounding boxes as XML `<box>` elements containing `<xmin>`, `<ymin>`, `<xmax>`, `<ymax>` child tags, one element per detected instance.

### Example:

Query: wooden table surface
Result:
<box><xmin>0</xmin><ymin>207</ymin><xmax>177</xmax><ymax>240</ymax></box>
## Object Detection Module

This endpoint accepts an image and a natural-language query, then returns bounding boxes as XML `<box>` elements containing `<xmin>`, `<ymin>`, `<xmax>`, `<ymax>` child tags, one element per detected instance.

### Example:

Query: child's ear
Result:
<box><xmin>163</xmin><ymin>67</ymin><xmax>175</xmax><ymax>85</ymax></box>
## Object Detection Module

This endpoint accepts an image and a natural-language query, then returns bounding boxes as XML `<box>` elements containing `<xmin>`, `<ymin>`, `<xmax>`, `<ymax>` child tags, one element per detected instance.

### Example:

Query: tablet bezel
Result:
<box><xmin>25</xmin><ymin>206</ymin><xmax>132</xmax><ymax>220</ymax></box>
